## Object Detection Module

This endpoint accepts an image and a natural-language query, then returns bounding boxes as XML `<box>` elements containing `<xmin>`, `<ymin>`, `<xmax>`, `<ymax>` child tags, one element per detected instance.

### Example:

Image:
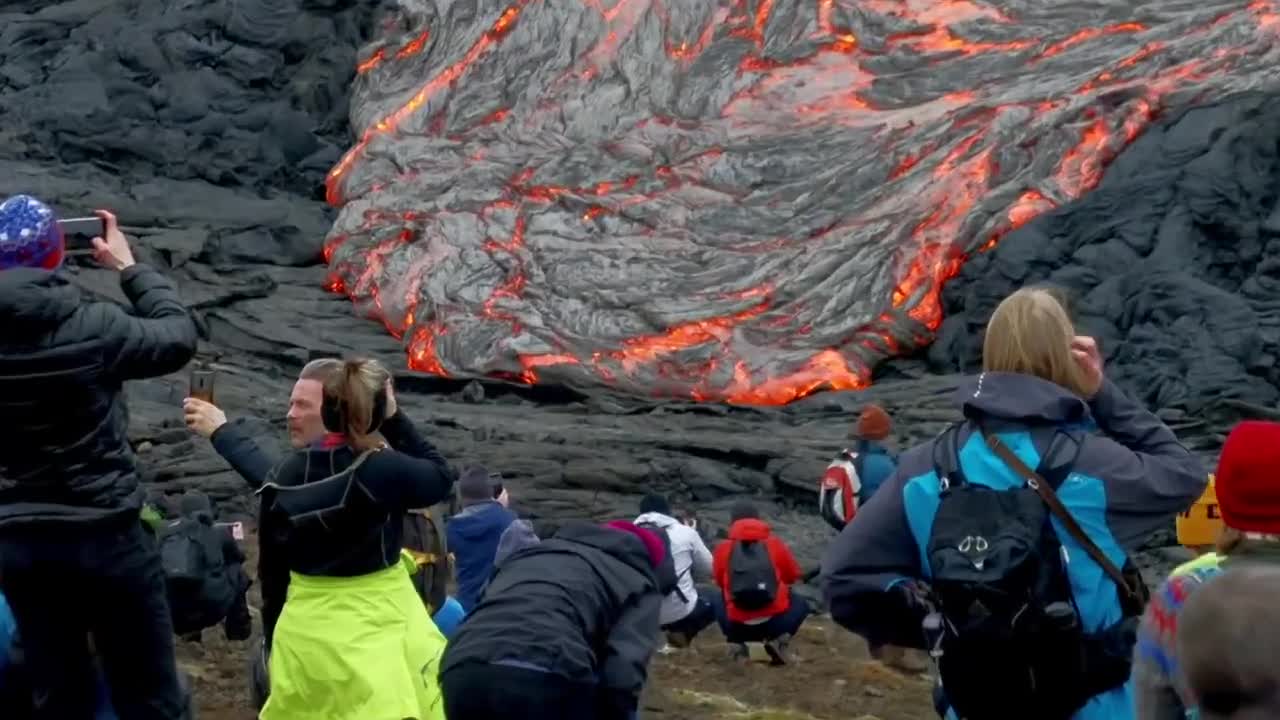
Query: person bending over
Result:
<box><xmin>711</xmin><ymin>501</ymin><xmax>809</xmax><ymax>665</ymax></box>
<box><xmin>156</xmin><ymin>492</ymin><xmax>252</xmax><ymax>643</ymax></box>
<box><xmin>256</xmin><ymin>358</ymin><xmax>455</xmax><ymax>720</ymax></box>
<box><xmin>633</xmin><ymin>493</ymin><xmax>716</xmax><ymax>648</ymax></box>
<box><xmin>441</xmin><ymin>520</ymin><xmax>664</xmax><ymax>720</ymax></box>
<box><xmin>0</xmin><ymin>197</ymin><xmax>197</xmax><ymax>719</ymax></box>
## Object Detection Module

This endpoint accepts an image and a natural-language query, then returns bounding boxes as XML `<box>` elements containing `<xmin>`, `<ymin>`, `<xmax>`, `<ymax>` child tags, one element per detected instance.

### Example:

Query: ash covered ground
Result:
<box><xmin>2</xmin><ymin>0</ymin><xmax>1279</xmax><ymax>579</ymax></box>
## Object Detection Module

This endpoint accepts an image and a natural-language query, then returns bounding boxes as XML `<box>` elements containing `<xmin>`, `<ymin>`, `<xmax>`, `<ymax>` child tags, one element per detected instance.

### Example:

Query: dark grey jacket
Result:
<box><xmin>442</xmin><ymin>521</ymin><xmax>662</xmax><ymax>715</ymax></box>
<box><xmin>0</xmin><ymin>265</ymin><xmax>197</xmax><ymax>527</ymax></box>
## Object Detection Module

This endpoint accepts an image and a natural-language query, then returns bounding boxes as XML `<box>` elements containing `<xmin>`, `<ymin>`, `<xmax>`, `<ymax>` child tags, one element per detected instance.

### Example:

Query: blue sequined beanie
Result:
<box><xmin>0</xmin><ymin>195</ymin><xmax>64</xmax><ymax>271</ymax></box>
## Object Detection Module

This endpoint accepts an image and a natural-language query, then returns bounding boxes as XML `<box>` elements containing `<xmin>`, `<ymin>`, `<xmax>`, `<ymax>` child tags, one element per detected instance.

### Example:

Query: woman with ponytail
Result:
<box><xmin>257</xmin><ymin>357</ymin><xmax>454</xmax><ymax>720</ymax></box>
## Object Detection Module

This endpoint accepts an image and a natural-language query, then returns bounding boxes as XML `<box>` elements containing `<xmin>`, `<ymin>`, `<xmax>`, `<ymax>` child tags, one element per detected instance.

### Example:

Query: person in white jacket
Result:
<box><xmin>634</xmin><ymin>494</ymin><xmax>716</xmax><ymax>647</ymax></box>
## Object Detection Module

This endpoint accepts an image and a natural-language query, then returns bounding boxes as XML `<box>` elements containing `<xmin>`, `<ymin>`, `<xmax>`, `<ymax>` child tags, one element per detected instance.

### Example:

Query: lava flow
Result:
<box><xmin>324</xmin><ymin>0</ymin><xmax>1280</xmax><ymax>405</ymax></box>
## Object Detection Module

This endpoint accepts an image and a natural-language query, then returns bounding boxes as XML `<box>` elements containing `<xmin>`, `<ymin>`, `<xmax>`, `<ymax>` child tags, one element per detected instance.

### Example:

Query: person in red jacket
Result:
<box><xmin>711</xmin><ymin>501</ymin><xmax>810</xmax><ymax>664</ymax></box>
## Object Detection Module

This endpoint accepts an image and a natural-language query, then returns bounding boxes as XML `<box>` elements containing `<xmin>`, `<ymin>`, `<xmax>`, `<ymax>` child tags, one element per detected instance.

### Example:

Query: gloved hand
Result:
<box><xmin>595</xmin><ymin>687</ymin><xmax>638</xmax><ymax>720</ymax></box>
<box><xmin>893</xmin><ymin>578</ymin><xmax>936</xmax><ymax>614</ymax></box>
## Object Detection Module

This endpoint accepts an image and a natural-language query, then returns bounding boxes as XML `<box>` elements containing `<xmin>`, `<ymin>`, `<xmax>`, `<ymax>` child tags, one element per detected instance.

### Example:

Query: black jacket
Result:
<box><xmin>258</xmin><ymin>411</ymin><xmax>454</xmax><ymax>578</ymax></box>
<box><xmin>208</xmin><ymin>419</ymin><xmax>287</xmax><ymax>640</ymax></box>
<box><xmin>441</xmin><ymin>521</ymin><xmax>663</xmax><ymax>717</ymax></box>
<box><xmin>0</xmin><ymin>265</ymin><xmax>198</xmax><ymax>527</ymax></box>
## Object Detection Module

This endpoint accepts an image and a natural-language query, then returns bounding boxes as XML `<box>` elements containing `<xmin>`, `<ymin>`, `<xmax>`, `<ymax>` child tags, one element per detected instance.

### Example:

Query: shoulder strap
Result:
<box><xmin>983</xmin><ymin>430</ymin><xmax>1141</xmax><ymax>605</ymax></box>
<box><xmin>931</xmin><ymin>423</ymin><xmax>967</xmax><ymax>489</ymax></box>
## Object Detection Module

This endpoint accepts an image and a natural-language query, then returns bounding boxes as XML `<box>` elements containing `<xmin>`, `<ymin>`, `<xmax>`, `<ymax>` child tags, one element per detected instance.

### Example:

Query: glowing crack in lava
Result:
<box><xmin>324</xmin><ymin>0</ymin><xmax>1280</xmax><ymax>405</ymax></box>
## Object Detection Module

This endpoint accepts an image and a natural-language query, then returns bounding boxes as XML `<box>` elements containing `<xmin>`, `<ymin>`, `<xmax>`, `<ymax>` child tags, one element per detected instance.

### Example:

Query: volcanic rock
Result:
<box><xmin>1</xmin><ymin>0</ymin><xmax>1274</xmax><ymax>583</ymax></box>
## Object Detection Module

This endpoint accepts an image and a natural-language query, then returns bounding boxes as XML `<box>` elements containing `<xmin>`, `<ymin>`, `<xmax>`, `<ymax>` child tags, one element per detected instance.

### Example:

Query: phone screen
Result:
<box><xmin>57</xmin><ymin>217</ymin><xmax>105</xmax><ymax>249</ymax></box>
<box><xmin>189</xmin><ymin>368</ymin><xmax>216</xmax><ymax>403</ymax></box>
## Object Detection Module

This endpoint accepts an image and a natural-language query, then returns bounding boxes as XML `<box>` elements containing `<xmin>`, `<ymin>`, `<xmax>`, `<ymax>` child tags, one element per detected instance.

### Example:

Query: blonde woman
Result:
<box><xmin>822</xmin><ymin>287</ymin><xmax>1206</xmax><ymax>720</ymax></box>
<box><xmin>258</xmin><ymin>357</ymin><xmax>454</xmax><ymax>720</ymax></box>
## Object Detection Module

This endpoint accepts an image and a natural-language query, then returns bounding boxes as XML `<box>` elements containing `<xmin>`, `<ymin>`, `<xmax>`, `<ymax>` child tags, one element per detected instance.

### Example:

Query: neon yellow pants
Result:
<box><xmin>260</xmin><ymin>560</ymin><xmax>446</xmax><ymax>720</ymax></box>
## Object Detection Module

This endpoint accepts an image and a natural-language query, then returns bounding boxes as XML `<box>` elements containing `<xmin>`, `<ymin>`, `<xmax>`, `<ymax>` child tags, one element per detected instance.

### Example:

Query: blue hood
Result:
<box><xmin>450</xmin><ymin>501</ymin><xmax>516</xmax><ymax>542</ymax></box>
<box><xmin>959</xmin><ymin>372</ymin><xmax>1093</xmax><ymax>427</ymax></box>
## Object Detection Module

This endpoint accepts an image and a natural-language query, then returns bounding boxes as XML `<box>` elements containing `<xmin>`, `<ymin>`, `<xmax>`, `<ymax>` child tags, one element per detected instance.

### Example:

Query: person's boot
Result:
<box><xmin>874</xmin><ymin>643</ymin><xmax>929</xmax><ymax>673</ymax></box>
<box><xmin>728</xmin><ymin>643</ymin><xmax>750</xmax><ymax>661</ymax></box>
<box><xmin>764</xmin><ymin>634</ymin><xmax>792</xmax><ymax>666</ymax></box>
<box><xmin>665</xmin><ymin>630</ymin><xmax>691</xmax><ymax>649</ymax></box>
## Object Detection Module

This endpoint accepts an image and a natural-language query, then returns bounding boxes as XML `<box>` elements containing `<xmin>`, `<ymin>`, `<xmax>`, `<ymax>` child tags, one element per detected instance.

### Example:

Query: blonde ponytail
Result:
<box><xmin>323</xmin><ymin>357</ymin><xmax>390</xmax><ymax>451</ymax></box>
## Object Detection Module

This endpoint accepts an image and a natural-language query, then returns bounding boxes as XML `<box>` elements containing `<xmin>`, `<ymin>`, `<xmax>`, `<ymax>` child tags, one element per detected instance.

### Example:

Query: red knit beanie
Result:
<box><xmin>603</xmin><ymin>520</ymin><xmax>665</xmax><ymax>570</ymax></box>
<box><xmin>1216</xmin><ymin>421</ymin><xmax>1280</xmax><ymax>535</ymax></box>
<box><xmin>854</xmin><ymin>404</ymin><xmax>892</xmax><ymax>441</ymax></box>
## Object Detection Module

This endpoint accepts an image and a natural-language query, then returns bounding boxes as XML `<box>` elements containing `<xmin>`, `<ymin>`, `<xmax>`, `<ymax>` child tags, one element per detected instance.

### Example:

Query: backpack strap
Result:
<box><xmin>982</xmin><ymin>429</ymin><xmax>1143</xmax><ymax>608</ymax></box>
<box><xmin>931</xmin><ymin>423</ymin><xmax>968</xmax><ymax>490</ymax></box>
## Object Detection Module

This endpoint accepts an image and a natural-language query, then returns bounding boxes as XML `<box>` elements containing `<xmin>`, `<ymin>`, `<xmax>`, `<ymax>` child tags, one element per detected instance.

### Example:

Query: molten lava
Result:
<box><xmin>325</xmin><ymin>0</ymin><xmax>1280</xmax><ymax>405</ymax></box>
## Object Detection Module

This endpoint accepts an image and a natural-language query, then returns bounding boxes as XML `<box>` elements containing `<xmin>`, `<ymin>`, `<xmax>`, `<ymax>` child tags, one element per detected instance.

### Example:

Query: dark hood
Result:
<box><xmin>0</xmin><ymin>269</ymin><xmax>81</xmax><ymax>338</ymax></box>
<box><xmin>958</xmin><ymin>372</ymin><xmax>1093</xmax><ymax>427</ymax></box>
<box><xmin>553</xmin><ymin>519</ymin><xmax>654</xmax><ymax>575</ymax></box>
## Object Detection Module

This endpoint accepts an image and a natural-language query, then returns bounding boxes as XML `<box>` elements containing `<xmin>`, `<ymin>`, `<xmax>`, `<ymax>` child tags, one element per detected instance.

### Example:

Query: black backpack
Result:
<box><xmin>159</xmin><ymin>518</ymin><xmax>218</xmax><ymax>589</ymax></box>
<box><xmin>925</xmin><ymin>424</ymin><xmax>1148</xmax><ymax>720</ymax></box>
<box><xmin>728</xmin><ymin>539</ymin><xmax>778</xmax><ymax>610</ymax></box>
<box><xmin>636</xmin><ymin>520</ymin><xmax>686</xmax><ymax>600</ymax></box>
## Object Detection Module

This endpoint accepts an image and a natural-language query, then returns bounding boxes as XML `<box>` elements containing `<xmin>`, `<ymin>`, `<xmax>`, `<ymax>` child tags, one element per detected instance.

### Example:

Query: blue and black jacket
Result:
<box><xmin>821</xmin><ymin>372</ymin><xmax>1208</xmax><ymax>720</ymax></box>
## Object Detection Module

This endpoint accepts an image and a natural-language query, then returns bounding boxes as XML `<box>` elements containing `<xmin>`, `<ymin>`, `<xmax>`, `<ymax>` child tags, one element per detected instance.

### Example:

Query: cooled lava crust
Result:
<box><xmin>325</xmin><ymin>0</ymin><xmax>1280</xmax><ymax>405</ymax></box>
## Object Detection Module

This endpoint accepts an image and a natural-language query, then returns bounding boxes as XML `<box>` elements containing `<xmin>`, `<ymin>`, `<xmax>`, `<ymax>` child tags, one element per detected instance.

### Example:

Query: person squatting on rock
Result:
<box><xmin>156</xmin><ymin>491</ymin><xmax>252</xmax><ymax>643</ymax></box>
<box><xmin>0</xmin><ymin>196</ymin><xmax>199</xmax><ymax>719</ymax></box>
<box><xmin>712</xmin><ymin>500</ymin><xmax>810</xmax><ymax>665</ymax></box>
<box><xmin>634</xmin><ymin>493</ymin><xmax>716</xmax><ymax>648</ymax></box>
<box><xmin>254</xmin><ymin>357</ymin><xmax>455</xmax><ymax>720</ymax></box>
<box><xmin>440</xmin><ymin>519</ymin><xmax>664</xmax><ymax>720</ymax></box>
<box><xmin>447</xmin><ymin>465</ymin><xmax>517</xmax><ymax>612</ymax></box>
<box><xmin>1174</xmin><ymin>564</ymin><xmax>1280</xmax><ymax>720</ymax></box>
<box><xmin>1133</xmin><ymin>420</ymin><xmax>1280</xmax><ymax>720</ymax></box>
<box><xmin>821</xmin><ymin>287</ymin><xmax>1207</xmax><ymax>720</ymax></box>
<box><xmin>819</xmin><ymin>403</ymin><xmax>898</xmax><ymax>532</ymax></box>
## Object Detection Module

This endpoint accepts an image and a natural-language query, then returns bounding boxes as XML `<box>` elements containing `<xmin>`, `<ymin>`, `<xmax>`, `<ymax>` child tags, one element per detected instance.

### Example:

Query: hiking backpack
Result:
<box><xmin>636</xmin><ymin>520</ymin><xmax>686</xmax><ymax>600</ymax></box>
<box><xmin>819</xmin><ymin>447</ymin><xmax>865</xmax><ymax>531</ymax></box>
<box><xmin>925</xmin><ymin>424</ymin><xmax>1149</xmax><ymax>720</ymax></box>
<box><xmin>728</xmin><ymin>539</ymin><xmax>779</xmax><ymax>611</ymax></box>
<box><xmin>158</xmin><ymin>518</ymin><xmax>219</xmax><ymax>589</ymax></box>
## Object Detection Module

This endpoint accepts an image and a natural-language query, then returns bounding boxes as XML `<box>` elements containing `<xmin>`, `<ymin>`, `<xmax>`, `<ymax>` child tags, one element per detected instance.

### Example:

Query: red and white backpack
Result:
<box><xmin>819</xmin><ymin>448</ymin><xmax>863</xmax><ymax>532</ymax></box>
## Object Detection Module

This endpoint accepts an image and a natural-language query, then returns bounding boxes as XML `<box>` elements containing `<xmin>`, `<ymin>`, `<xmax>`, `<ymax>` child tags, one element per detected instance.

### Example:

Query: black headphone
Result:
<box><xmin>321</xmin><ymin>383</ymin><xmax>388</xmax><ymax>435</ymax></box>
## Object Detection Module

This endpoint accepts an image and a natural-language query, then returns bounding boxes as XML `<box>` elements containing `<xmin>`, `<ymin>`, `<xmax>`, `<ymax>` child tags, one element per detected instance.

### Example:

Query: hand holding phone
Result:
<box><xmin>56</xmin><ymin>216</ymin><xmax>105</xmax><ymax>247</ymax></box>
<box><xmin>189</xmin><ymin>365</ymin><xmax>216</xmax><ymax>404</ymax></box>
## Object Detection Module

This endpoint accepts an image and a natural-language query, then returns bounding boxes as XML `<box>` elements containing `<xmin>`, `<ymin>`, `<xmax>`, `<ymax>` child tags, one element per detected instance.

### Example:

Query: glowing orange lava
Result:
<box><xmin>324</xmin><ymin>0</ymin><xmax>1280</xmax><ymax>405</ymax></box>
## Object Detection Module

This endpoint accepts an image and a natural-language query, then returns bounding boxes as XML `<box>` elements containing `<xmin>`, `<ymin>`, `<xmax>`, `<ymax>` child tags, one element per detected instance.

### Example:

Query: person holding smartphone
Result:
<box><xmin>0</xmin><ymin>195</ymin><xmax>198</xmax><ymax>719</ymax></box>
<box><xmin>446</xmin><ymin>466</ymin><xmax>517</xmax><ymax>612</ymax></box>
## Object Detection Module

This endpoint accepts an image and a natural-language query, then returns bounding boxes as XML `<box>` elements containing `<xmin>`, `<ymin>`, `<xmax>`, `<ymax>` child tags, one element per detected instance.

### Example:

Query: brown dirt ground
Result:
<box><xmin>185</xmin><ymin>534</ymin><xmax>935</xmax><ymax>720</ymax></box>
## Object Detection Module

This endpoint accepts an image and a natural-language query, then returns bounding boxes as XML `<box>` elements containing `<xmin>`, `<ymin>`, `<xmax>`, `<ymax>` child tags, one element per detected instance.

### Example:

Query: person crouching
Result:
<box><xmin>440</xmin><ymin>519</ymin><xmax>664</xmax><ymax>720</ymax></box>
<box><xmin>256</xmin><ymin>358</ymin><xmax>455</xmax><ymax>720</ymax></box>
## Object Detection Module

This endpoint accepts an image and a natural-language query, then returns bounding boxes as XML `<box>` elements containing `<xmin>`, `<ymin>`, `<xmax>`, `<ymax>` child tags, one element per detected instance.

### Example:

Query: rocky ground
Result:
<box><xmin>180</xmin><ymin>538</ymin><xmax>935</xmax><ymax>720</ymax></box>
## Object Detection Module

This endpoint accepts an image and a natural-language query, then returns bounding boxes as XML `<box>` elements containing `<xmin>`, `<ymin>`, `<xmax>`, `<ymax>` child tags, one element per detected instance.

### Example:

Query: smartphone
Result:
<box><xmin>57</xmin><ymin>217</ymin><xmax>105</xmax><ymax>248</ymax></box>
<box><xmin>489</xmin><ymin>472</ymin><xmax>505</xmax><ymax>499</ymax></box>
<box><xmin>189</xmin><ymin>366</ymin><xmax>216</xmax><ymax>403</ymax></box>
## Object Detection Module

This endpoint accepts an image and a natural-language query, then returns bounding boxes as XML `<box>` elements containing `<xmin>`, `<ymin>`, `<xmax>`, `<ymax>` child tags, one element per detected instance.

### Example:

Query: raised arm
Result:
<box><xmin>364</xmin><ymin>450</ymin><xmax>455</xmax><ymax>510</ymax></box>
<box><xmin>209</xmin><ymin>419</ymin><xmax>280</xmax><ymax>490</ymax></box>
<box><xmin>96</xmin><ymin>264</ymin><xmax>198</xmax><ymax>380</ymax></box>
<box><xmin>1083</xmin><ymin>379</ymin><xmax>1208</xmax><ymax>547</ymax></box>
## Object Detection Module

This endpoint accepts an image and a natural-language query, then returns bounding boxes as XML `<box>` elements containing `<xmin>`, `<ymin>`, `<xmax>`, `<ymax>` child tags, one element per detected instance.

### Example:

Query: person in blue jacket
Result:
<box><xmin>819</xmin><ymin>404</ymin><xmax>898</xmax><ymax>531</ymax></box>
<box><xmin>821</xmin><ymin>287</ymin><xmax>1207</xmax><ymax>720</ymax></box>
<box><xmin>446</xmin><ymin>466</ymin><xmax>517</xmax><ymax>612</ymax></box>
